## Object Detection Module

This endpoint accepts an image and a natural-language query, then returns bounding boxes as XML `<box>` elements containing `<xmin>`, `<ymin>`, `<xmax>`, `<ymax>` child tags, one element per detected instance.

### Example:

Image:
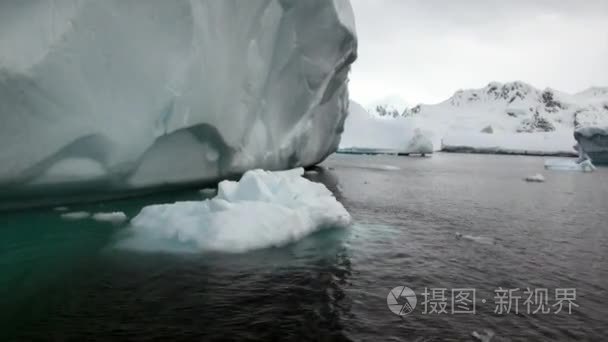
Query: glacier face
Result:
<box><xmin>339</xmin><ymin>100</ymin><xmax>433</xmax><ymax>153</ymax></box>
<box><xmin>575</xmin><ymin>127</ymin><xmax>608</xmax><ymax>165</ymax></box>
<box><xmin>0</xmin><ymin>0</ymin><xmax>357</xmax><ymax>208</ymax></box>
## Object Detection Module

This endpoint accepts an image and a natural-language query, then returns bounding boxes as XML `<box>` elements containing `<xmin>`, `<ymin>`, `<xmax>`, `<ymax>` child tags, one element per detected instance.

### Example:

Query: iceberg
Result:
<box><xmin>92</xmin><ymin>212</ymin><xmax>128</xmax><ymax>224</ymax></box>
<box><xmin>0</xmin><ymin>0</ymin><xmax>357</xmax><ymax>209</ymax></box>
<box><xmin>116</xmin><ymin>168</ymin><xmax>351</xmax><ymax>253</ymax></box>
<box><xmin>198</xmin><ymin>188</ymin><xmax>217</xmax><ymax>198</ymax></box>
<box><xmin>524</xmin><ymin>174</ymin><xmax>545</xmax><ymax>183</ymax></box>
<box><xmin>60</xmin><ymin>211</ymin><xmax>91</xmax><ymax>220</ymax></box>
<box><xmin>574</xmin><ymin>127</ymin><xmax>608</xmax><ymax>165</ymax></box>
<box><xmin>472</xmin><ymin>330</ymin><xmax>495</xmax><ymax>342</ymax></box>
<box><xmin>544</xmin><ymin>158</ymin><xmax>596</xmax><ymax>172</ymax></box>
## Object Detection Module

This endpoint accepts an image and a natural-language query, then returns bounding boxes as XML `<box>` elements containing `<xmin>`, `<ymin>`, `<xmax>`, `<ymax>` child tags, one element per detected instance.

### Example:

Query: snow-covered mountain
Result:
<box><xmin>408</xmin><ymin>81</ymin><xmax>608</xmax><ymax>133</ymax></box>
<box><xmin>344</xmin><ymin>82</ymin><xmax>608</xmax><ymax>155</ymax></box>
<box><xmin>365</xmin><ymin>95</ymin><xmax>413</xmax><ymax>118</ymax></box>
<box><xmin>575</xmin><ymin>87</ymin><xmax>608</xmax><ymax>100</ymax></box>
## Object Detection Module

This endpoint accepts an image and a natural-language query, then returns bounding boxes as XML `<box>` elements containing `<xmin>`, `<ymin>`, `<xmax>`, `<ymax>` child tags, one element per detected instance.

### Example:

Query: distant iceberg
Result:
<box><xmin>92</xmin><ymin>212</ymin><xmax>128</xmax><ymax>224</ymax></box>
<box><xmin>524</xmin><ymin>174</ymin><xmax>545</xmax><ymax>183</ymax></box>
<box><xmin>544</xmin><ymin>158</ymin><xmax>596</xmax><ymax>172</ymax></box>
<box><xmin>60</xmin><ymin>211</ymin><xmax>91</xmax><ymax>220</ymax></box>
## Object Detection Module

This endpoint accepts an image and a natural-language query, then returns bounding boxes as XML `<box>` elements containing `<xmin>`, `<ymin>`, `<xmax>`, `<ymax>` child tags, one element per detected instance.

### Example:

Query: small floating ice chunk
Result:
<box><xmin>53</xmin><ymin>206</ymin><xmax>69</xmax><ymax>212</ymax></box>
<box><xmin>92</xmin><ymin>212</ymin><xmax>128</xmax><ymax>224</ymax></box>
<box><xmin>472</xmin><ymin>329</ymin><xmax>495</xmax><ymax>342</ymax></box>
<box><xmin>366</xmin><ymin>164</ymin><xmax>401</xmax><ymax>171</ymax></box>
<box><xmin>117</xmin><ymin>168</ymin><xmax>351</xmax><ymax>253</ymax></box>
<box><xmin>61</xmin><ymin>211</ymin><xmax>90</xmax><ymax>220</ymax></box>
<box><xmin>461</xmin><ymin>234</ymin><xmax>495</xmax><ymax>245</ymax></box>
<box><xmin>199</xmin><ymin>188</ymin><xmax>217</xmax><ymax>197</ymax></box>
<box><xmin>524</xmin><ymin>173</ymin><xmax>545</xmax><ymax>183</ymax></box>
<box><xmin>544</xmin><ymin>158</ymin><xmax>596</xmax><ymax>172</ymax></box>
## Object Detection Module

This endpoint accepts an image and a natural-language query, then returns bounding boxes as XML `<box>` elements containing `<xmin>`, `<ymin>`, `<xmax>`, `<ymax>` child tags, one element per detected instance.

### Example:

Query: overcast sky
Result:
<box><xmin>348</xmin><ymin>0</ymin><xmax>608</xmax><ymax>105</ymax></box>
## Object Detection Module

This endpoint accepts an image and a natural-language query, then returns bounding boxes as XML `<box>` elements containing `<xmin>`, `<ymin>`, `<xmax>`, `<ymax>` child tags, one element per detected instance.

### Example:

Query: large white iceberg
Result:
<box><xmin>0</xmin><ymin>0</ymin><xmax>357</xmax><ymax>208</ymax></box>
<box><xmin>117</xmin><ymin>168</ymin><xmax>351</xmax><ymax>253</ymax></box>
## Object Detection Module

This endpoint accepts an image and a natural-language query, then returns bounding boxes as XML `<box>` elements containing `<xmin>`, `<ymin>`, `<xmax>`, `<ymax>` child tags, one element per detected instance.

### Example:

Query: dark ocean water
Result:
<box><xmin>1</xmin><ymin>153</ymin><xmax>607</xmax><ymax>341</ymax></box>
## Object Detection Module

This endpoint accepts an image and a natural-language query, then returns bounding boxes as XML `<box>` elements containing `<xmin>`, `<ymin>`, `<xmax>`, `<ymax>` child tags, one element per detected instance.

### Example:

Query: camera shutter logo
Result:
<box><xmin>387</xmin><ymin>286</ymin><xmax>417</xmax><ymax>316</ymax></box>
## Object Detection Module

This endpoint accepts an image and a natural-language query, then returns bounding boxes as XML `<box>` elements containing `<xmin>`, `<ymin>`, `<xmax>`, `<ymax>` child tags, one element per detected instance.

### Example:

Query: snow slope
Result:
<box><xmin>0</xmin><ymin>0</ymin><xmax>357</xmax><ymax>209</ymax></box>
<box><xmin>339</xmin><ymin>101</ymin><xmax>433</xmax><ymax>153</ymax></box>
<box><xmin>345</xmin><ymin>82</ymin><xmax>608</xmax><ymax>155</ymax></box>
<box><xmin>416</xmin><ymin>82</ymin><xmax>608</xmax><ymax>149</ymax></box>
<box><xmin>117</xmin><ymin>168</ymin><xmax>351</xmax><ymax>253</ymax></box>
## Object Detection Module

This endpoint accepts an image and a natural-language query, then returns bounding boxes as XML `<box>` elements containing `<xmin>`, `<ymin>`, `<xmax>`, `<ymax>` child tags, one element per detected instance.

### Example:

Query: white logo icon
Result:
<box><xmin>387</xmin><ymin>286</ymin><xmax>417</xmax><ymax>316</ymax></box>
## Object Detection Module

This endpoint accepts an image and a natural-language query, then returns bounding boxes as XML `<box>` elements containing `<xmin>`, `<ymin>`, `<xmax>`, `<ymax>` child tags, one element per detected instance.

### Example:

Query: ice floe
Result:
<box><xmin>117</xmin><ymin>168</ymin><xmax>351</xmax><ymax>253</ymax></box>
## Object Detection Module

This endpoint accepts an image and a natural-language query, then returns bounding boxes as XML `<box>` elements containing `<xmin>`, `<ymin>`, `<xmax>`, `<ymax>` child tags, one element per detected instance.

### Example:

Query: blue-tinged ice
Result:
<box><xmin>0</xmin><ymin>0</ymin><xmax>357</xmax><ymax>208</ymax></box>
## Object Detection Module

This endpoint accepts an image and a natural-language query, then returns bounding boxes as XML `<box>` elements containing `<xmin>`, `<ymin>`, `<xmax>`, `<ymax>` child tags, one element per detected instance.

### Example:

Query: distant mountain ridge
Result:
<box><xmin>365</xmin><ymin>95</ymin><xmax>413</xmax><ymax>118</ymax></box>
<box><xmin>363</xmin><ymin>81</ymin><xmax>608</xmax><ymax>132</ymax></box>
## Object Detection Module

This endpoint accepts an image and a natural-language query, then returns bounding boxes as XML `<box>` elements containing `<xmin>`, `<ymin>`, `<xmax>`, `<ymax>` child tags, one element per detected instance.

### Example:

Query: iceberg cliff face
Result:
<box><xmin>0</xmin><ymin>0</ymin><xmax>357</xmax><ymax>208</ymax></box>
<box><xmin>574</xmin><ymin>127</ymin><xmax>608</xmax><ymax>165</ymax></box>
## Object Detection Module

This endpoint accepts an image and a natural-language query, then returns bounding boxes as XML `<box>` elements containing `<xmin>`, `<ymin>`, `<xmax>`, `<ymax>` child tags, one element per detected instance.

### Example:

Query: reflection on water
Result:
<box><xmin>18</xmin><ymin>228</ymin><xmax>353</xmax><ymax>341</ymax></box>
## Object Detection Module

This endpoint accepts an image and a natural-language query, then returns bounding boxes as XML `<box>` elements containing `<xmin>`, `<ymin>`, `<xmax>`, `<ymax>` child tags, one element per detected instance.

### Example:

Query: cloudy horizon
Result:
<box><xmin>348</xmin><ymin>0</ymin><xmax>608</xmax><ymax>106</ymax></box>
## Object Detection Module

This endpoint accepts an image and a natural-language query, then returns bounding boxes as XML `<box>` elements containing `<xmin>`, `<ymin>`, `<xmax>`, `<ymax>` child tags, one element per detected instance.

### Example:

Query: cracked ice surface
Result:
<box><xmin>0</xmin><ymin>0</ymin><xmax>357</xmax><ymax>208</ymax></box>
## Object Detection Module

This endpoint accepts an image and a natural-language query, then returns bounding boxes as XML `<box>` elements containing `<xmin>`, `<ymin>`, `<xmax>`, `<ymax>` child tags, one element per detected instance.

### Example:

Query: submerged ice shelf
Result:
<box><xmin>544</xmin><ymin>158</ymin><xmax>596</xmax><ymax>172</ymax></box>
<box><xmin>0</xmin><ymin>0</ymin><xmax>357</xmax><ymax>209</ymax></box>
<box><xmin>117</xmin><ymin>168</ymin><xmax>351</xmax><ymax>253</ymax></box>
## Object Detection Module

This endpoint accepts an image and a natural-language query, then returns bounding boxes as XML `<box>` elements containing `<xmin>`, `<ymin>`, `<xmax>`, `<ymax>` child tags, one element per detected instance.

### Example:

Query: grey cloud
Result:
<box><xmin>349</xmin><ymin>0</ymin><xmax>608</xmax><ymax>104</ymax></box>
